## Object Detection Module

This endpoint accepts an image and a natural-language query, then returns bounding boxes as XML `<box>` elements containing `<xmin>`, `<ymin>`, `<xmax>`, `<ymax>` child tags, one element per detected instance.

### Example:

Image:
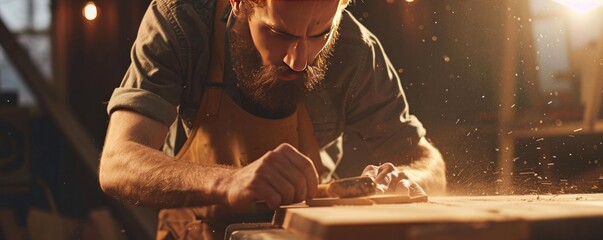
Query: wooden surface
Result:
<box><xmin>270</xmin><ymin>194</ymin><xmax>603</xmax><ymax>240</ymax></box>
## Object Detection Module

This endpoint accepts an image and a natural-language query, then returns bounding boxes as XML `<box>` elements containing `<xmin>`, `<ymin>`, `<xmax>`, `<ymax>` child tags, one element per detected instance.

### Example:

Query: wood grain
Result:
<box><xmin>275</xmin><ymin>194</ymin><xmax>603</xmax><ymax>240</ymax></box>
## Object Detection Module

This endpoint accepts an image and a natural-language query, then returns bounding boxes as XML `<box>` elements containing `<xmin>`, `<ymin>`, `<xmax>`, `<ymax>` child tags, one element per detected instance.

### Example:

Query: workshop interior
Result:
<box><xmin>1</xmin><ymin>0</ymin><xmax>602</xmax><ymax>239</ymax></box>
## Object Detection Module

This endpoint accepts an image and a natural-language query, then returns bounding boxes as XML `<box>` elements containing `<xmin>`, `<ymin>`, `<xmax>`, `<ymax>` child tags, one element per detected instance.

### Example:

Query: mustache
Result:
<box><xmin>256</xmin><ymin>65</ymin><xmax>304</xmax><ymax>86</ymax></box>
<box><xmin>247</xmin><ymin>65</ymin><xmax>305</xmax><ymax>104</ymax></box>
<box><xmin>253</xmin><ymin>60</ymin><xmax>325</xmax><ymax>90</ymax></box>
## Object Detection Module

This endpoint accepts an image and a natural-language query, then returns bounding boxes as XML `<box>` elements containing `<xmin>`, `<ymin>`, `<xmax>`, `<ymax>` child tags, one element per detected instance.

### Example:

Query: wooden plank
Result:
<box><xmin>306</xmin><ymin>195</ymin><xmax>427</xmax><ymax>207</ymax></box>
<box><xmin>430</xmin><ymin>194</ymin><xmax>603</xmax><ymax>221</ymax></box>
<box><xmin>431</xmin><ymin>194</ymin><xmax>603</xmax><ymax>239</ymax></box>
<box><xmin>277</xmin><ymin>204</ymin><xmax>527</xmax><ymax>240</ymax></box>
<box><xmin>230</xmin><ymin>229</ymin><xmax>303</xmax><ymax>240</ymax></box>
<box><xmin>275</xmin><ymin>194</ymin><xmax>603</xmax><ymax>240</ymax></box>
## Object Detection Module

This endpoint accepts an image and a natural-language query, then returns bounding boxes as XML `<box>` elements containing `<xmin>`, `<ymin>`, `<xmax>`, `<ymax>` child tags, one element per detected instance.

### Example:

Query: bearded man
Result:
<box><xmin>99</xmin><ymin>0</ymin><xmax>446</xmax><ymax>239</ymax></box>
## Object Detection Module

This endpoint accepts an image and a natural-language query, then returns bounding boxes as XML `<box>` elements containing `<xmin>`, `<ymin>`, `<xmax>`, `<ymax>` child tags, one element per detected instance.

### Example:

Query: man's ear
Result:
<box><xmin>230</xmin><ymin>0</ymin><xmax>243</xmax><ymax>17</ymax></box>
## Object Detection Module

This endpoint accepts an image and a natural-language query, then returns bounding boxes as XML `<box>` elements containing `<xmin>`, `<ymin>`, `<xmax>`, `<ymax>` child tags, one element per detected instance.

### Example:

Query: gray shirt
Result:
<box><xmin>107</xmin><ymin>0</ymin><xmax>426</xmax><ymax>178</ymax></box>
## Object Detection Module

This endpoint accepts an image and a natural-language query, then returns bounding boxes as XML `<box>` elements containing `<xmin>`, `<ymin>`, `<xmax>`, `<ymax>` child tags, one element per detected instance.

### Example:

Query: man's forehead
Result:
<box><xmin>263</xmin><ymin>0</ymin><xmax>341</xmax><ymax>8</ymax></box>
<box><xmin>249</xmin><ymin>0</ymin><xmax>342</xmax><ymax>6</ymax></box>
<box><xmin>259</xmin><ymin>0</ymin><xmax>340</xmax><ymax>19</ymax></box>
<box><xmin>257</xmin><ymin>0</ymin><xmax>340</xmax><ymax>30</ymax></box>
<box><xmin>266</xmin><ymin>0</ymin><xmax>339</xmax><ymax>2</ymax></box>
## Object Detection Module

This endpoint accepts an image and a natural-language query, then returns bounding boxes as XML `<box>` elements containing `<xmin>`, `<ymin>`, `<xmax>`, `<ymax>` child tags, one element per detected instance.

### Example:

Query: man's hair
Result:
<box><xmin>240</xmin><ymin>0</ymin><xmax>351</xmax><ymax>18</ymax></box>
<box><xmin>242</xmin><ymin>0</ymin><xmax>351</xmax><ymax>10</ymax></box>
<box><xmin>244</xmin><ymin>0</ymin><xmax>351</xmax><ymax>5</ymax></box>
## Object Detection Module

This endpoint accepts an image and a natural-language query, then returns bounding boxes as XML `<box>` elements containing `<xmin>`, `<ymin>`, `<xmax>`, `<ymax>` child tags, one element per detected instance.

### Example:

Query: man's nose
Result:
<box><xmin>283</xmin><ymin>40</ymin><xmax>308</xmax><ymax>72</ymax></box>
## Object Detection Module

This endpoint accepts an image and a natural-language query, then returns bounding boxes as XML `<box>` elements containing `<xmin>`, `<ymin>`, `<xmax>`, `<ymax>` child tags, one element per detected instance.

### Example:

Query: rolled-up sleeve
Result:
<box><xmin>342</xmin><ymin>33</ymin><xmax>426</xmax><ymax>168</ymax></box>
<box><xmin>107</xmin><ymin>0</ymin><xmax>184</xmax><ymax>126</ymax></box>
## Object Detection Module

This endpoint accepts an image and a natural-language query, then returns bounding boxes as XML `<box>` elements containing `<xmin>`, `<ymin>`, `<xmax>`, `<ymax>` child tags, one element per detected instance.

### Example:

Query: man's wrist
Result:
<box><xmin>210</xmin><ymin>167</ymin><xmax>234</xmax><ymax>206</ymax></box>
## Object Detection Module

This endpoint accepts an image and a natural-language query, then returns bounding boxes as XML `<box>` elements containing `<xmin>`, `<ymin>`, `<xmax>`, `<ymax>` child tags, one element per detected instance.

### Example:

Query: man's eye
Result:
<box><xmin>312</xmin><ymin>30</ymin><xmax>332</xmax><ymax>40</ymax></box>
<box><xmin>269</xmin><ymin>29</ymin><xmax>289</xmax><ymax>39</ymax></box>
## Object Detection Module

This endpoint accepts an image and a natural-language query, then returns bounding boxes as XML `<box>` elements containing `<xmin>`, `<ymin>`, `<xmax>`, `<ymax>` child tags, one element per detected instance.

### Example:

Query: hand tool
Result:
<box><xmin>316</xmin><ymin>176</ymin><xmax>377</xmax><ymax>198</ymax></box>
<box><xmin>309</xmin><ymin>176</ymin><xmax>428</xmax><ymax>207</ymax></box>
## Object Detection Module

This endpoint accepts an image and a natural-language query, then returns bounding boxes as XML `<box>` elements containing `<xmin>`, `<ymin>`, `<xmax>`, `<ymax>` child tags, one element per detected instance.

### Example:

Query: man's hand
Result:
<box><xmin>361</xmin><ymin>163</ymin><xmax>427</xmax><ymax>197</ymax></box>
<box><xmin>217</xmin><ymin>143</ymin><xmax>319</xmax><ymax>209</ymax></box>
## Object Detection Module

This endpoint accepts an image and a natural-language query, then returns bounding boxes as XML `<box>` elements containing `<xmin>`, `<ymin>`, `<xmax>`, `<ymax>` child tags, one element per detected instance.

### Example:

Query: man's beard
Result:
<box><xmin>229</xmin><ymin>15</ymin><xmax>339</xmax><ymax>114</ymax></box>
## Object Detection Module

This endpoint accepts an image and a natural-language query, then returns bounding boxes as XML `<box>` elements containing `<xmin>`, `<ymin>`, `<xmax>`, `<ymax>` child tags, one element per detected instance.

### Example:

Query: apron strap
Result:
<box><xmin>207</xmin><ymin>0</ymin><xmax>230</xmax><ymax>85</ymax></box>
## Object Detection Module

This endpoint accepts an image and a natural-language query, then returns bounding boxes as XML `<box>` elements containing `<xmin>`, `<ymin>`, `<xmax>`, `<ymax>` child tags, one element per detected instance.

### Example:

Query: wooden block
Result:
<box><xmin>278</xmin><ymin>203</ymin><xmax>528</xmax><ymax>240</ymax></box>
<box><xmin>230</xmin><ymin>229</ymin><xmax>303</xmax><ymax>240</ymax></box>
<box><xmin>276</xmin><ymin>194</ymin><xmax>603</xmax><ymax>240</ymax></box>
<box><xmin>306</xmin><ymin>194</ymin><xmax>427</xmax><ymax>207</ymax></box>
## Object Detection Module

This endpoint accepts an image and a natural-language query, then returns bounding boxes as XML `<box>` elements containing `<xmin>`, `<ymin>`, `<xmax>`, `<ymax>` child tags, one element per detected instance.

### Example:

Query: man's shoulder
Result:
<box><xmin>147</xmin><ymin>0</ymin><xmax>216</xmax><ymax>54</ymax></box>
<box><xmin>153</xmin><ymin>0</ymin><xmax>216</xmax><ymax>24</ymax></box>
<box><xmin>155</xmin><ymin>0</ymin><xmax>215</xmax><ymax>10</ymax></box>
<box><xmin>337</xmin><ymin>10</ymin><xmax>381</xmax><ymax>51</ymax></box>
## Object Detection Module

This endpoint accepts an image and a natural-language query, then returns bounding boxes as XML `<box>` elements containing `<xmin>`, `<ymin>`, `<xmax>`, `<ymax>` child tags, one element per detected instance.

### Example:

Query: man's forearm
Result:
<box><xmin>99</xmin><ymin>141</ymin><xmax>233</xmax><ymax>208</ymax></box>
<box><xmin>398</xmin><ymin>138</ymin><xmax>447</xmax><ymax>195</ymax></box>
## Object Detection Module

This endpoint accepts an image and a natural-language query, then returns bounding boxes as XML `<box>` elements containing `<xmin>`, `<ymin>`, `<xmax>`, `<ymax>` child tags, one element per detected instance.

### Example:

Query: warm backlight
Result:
<box><xmin>553</xmin><ymin>0</ymin><xmax>603</xmax><ymax>14</ymax></box>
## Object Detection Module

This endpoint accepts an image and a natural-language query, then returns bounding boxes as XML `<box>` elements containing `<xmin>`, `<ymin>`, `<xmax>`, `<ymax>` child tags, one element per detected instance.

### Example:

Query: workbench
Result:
<box><xmin>228</xmin><ymin>194</ymin><xmax>603</xmax><ymax>240</ymax></box>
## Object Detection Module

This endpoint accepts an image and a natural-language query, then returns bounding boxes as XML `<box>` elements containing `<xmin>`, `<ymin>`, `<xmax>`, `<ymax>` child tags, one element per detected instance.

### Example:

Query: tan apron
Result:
<box><xmin>156</xmin><ymin>0</ymin><xmax>323</xmax><ymax>239</ymax></box>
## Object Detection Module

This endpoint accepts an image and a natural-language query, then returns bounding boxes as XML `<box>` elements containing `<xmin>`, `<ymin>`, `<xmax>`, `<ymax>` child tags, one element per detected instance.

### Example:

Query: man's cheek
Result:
<box><xmin>250</xmin><ymin>29</ymin><xmax>287</xmax><ymax>65</ymax></box>
<box><xmin>263</xmin><ymin>42</ymin><xmax>291</xmax><ymax>66</ymax></box>
<box><xmin>308</xmin><ymin>40</ymin><xmax>330</xmax><ymax>65</ymax></box>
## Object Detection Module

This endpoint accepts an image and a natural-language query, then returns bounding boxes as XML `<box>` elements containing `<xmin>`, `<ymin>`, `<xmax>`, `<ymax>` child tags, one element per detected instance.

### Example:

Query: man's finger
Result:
<box><xmin>408</xmin><ymin>180</ymin><xmax>427</xmax><ymax>197</ymax></box>
<box><xmin>271</xmin><ymin>158</ymin><xmax>308</xmax><ymax>202</ymax></box>
<box><xmin>374</xmin><ymin>163</ymin><xmax>397</xmax><ymax>186</ymax></box>
<box><xmin>361</xmin><ymin>165</ymin><xmax>378</xmax><ymax>178</ymax></box>
<box><xmin>391</xmin><ymin>179</ymin><xmax>411</xmax><ymax>195</ymax></box>
<box><xmin>251</xmin><ymin>180</ymin><xmax>284</xmax><ymax>209</ymax></box>
<box><xmin>261</xmin><ymin>165</ymin><xmax>297</xmax><ymax>205</ymax></box>
<box><xmin>276</xmin><ymin>144</ymin><xmax>319</xmax><ymax>198</ymax></box>
<box><xmin>264</xmin><ymin>194</ymin><xmax>282</xmax><ymax>210</ymax></box>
